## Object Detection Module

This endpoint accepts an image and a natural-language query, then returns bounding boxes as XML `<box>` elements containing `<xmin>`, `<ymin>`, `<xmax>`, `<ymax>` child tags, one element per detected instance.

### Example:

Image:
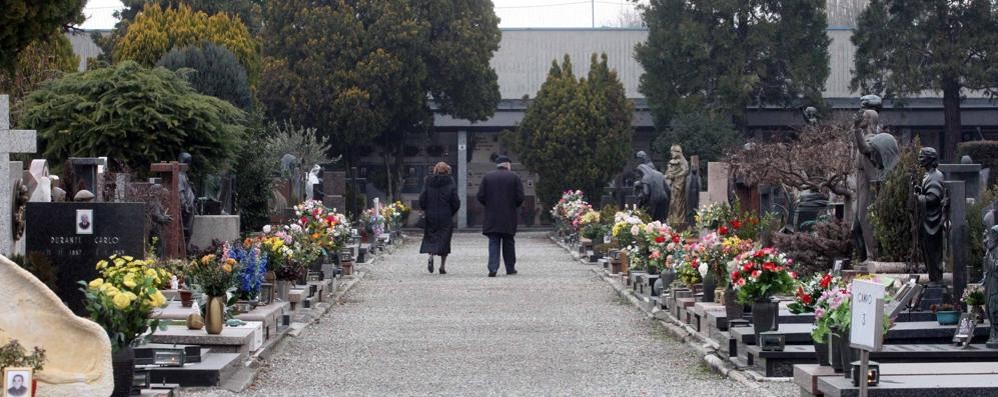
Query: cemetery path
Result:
<box><xmin>185</xmin><ymin>232</ymin><xmax>794</xmax><ymax>396</ymax></box>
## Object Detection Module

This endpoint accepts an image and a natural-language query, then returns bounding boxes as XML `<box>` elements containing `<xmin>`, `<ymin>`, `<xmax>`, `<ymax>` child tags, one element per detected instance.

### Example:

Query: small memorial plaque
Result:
<box><xmin>850</xmin><ymin>279</ymin><xmax>887</xmax><ymax>351</ymax></box>
<box><xmin>953</xmin><ymin>313</ymin><xmax>976</xmax><ymax>347</ymax></box>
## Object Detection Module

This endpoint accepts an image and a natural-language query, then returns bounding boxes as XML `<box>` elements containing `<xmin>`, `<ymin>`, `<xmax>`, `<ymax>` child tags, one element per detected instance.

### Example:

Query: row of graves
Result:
<box><xmin>551</xmin><ymin>138</ymin><xmax>998</xmax><ymax>397</ymax></box>
<box><xmin>0</xmin><ymin>95</ymin><xmax>409</xmax><ymax>397</ymax></box>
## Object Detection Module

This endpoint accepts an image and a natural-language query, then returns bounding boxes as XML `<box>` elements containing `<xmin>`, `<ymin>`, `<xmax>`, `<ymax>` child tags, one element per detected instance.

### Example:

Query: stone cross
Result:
<box><xmin>0</xmin><ymin>95</ymin><xmax>37</xmax><ymax>256</ymax></box>
<box><xmin>151</xmin><ymin>161</ymin><xmax>188</xmax><ymax>259</ymax></box>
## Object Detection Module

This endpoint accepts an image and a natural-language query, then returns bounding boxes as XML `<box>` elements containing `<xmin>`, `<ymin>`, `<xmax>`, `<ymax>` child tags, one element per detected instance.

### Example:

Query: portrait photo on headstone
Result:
<box><xmin>3</xmin><ymin>367</ymin><xmax>32</xmax><ymax>397</ymax></box>
<box><xmin>75</xmin><ymin>209</ymin><xmax>94</xmax><ymax>235</ymax></box>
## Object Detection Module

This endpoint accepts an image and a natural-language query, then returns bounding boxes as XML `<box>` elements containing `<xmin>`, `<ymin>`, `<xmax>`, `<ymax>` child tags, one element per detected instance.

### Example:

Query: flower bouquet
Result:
<box><xmin>729</xmin><ymin>247</ymin><xmax>797</xmax><ymax>305</ymax></box>
<box><xmin>295</xmin><ymin>200</ymin><xmax>351</xmax><ymax>254</ymax></box>
<box><xmin>788</xmin><ymin>273</ymin><xmax>838</xmax><ymax>314</ymax></box>
<box><xmin>673</xmin><ymin>245</ymin><xmax>702</xmax><ymax>287</ymax></box>
<box><xmin>644</xmin><ymin>221</ymin><xmax>683</xmax><ymax>271</ymax></box>
<box><xmin>186</xmin><ymin>247</ymin><xmax>241</xmax><ymax>297</ymax></box>
<box><xmin>230</xmin><ymin>243</ymin><xmax>268</xmax><ymax>301</ymax></box>
<box><xmin>80</xmin><ymin>255</ymin><xmax>171</xmax><ymax>351</ymax></box>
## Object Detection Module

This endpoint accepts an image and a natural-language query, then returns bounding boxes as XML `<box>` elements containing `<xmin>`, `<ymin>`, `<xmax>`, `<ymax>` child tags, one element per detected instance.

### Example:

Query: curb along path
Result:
<box><xmin>184</xmin><ymin>231</ymin><xmax>776</xmax><ymax>396</ymax></box>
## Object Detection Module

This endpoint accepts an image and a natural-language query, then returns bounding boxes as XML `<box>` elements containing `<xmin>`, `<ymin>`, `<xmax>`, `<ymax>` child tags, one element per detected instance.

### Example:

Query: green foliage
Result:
<box><xmin>0</xmin><ymin>0</ymin><xmax>84</xmax><ymax>70</ymax></box>
<box><xmin>113</xmin><ymin>4</ymin><xmax>260</xmax><ymax>85</ymax></box>
<box><xmin>966</xmin><ymin>186</ymin><xmax>998</xmax><ymax>280</ymax></box>
<box><xmin>851</xmin><ymin>0</ymin><xmax>997</xmax><ymax>160</ymax></box>
<box><xmin>235</xmin><ymin>124</ymin><xmax>271</xmax><ymax>234</ymax></box>
<box><xmin>635</xmin><ymin>0</ymin><xmax>830</xmax><ymax>130</ymax></box>
<box><xmin>505</xmin><ymin>54</ymin><xmax>634</xmax><ymax>209</ymax></box>
<box><xmin>260</xmin><ymin>0</ymin><xmax>501</xmax><ymax>197</ymax></box>
<box><xmin>263</xmin><ymin>120</ymin><xmax>337</xmax><ymax>172</ymax></box>
<box><xmin>0</xmin><ymin>32</ymin><xmax>79</xmax><ymax>125</ymax></box>
<box><xmin>157</xmin><ymin>42</ymin><xmax>252</xmax><ymax>111</ymax></box>
<box><xmin>20</xmin><ymin>61</ymin><xmax>246</xmax><ymax>175</ymax></box>
<box><xmin>653</xmin><ymin>109</ymin><xmax>741</xmax><ymax>169</ymax></box>
<box><xmin>870</xmin><ymin>142</ymin><xmax>921</xmax><ymax>262</ymax></box>
<box><xmin>959</xmin><ymin>141</ymin><xmax>998</xmax><ymax>187</ymax></box>
<box><xmin>118</xmin><ymin>0</ymin><xmax>263</xmax><ymax>34</ymax></box>
<box><xmin>0</xmin><ymin>340</ymin><xmax>46</xmax><ymax>372</ymax></box>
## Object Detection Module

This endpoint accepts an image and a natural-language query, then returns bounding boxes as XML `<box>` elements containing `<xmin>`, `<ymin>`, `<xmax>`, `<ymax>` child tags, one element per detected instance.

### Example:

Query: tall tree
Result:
<box><xmin>113</xmin><ymin>4</ymin><xmax>260</xmax><ymax>85</ymax></box>
<box><xmin>157</xmin><ymin>42</ymin><xmax>253</xmax><ymax>111</ymax></box>
<box><xmin>0</xmin><ymin>32</ymin><xmax>79</xmax><ymax>125</ymax></box>
<box><xmin>851</xmin><ymin>0</ymin><xmax>997</xmax><ymax>160</ymax></box>
<box><xmin>635</xmin><ymin>0</ymin><xmax>831</xmax><ymax>131</ymax></box>
<box><xmin>0</xmin><ymin>0</ymin><xmax>84</xmax><ymax>70</ymax></box>
<box><xmin>260</xmin><ymin>0</ymin><xmax>501</xmax><ymax>199</ymax></box>
<box><xmin>505</xmin><ymin>54</ymin><xmax>634</xmax><ymax>208</ymax></box>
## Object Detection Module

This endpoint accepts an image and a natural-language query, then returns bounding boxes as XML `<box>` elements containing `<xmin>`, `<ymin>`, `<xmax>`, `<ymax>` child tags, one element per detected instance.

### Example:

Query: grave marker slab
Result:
<box><xmin>25</xmin><ymin>202</ymin><xmax>146</xmax><ymax>314</ymax></box>
<box><xmin>0</xmin><ymin>95</ymin><xmax>36</xmax><ymax>256</ymax></box>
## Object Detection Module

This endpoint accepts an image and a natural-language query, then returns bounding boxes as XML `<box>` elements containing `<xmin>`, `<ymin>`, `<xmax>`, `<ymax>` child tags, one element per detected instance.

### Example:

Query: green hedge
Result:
<box><xmin>958</xmin><ymin>141</ymin><xmax>998</xmax><ymax>186</ymax></box>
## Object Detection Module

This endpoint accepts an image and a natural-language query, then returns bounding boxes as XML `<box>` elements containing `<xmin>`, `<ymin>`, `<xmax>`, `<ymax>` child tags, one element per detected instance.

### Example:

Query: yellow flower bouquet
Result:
<box><xmin>80</xmin><ymin>255</ymin><xmax>171</xmax><ymax>352</ymax></box>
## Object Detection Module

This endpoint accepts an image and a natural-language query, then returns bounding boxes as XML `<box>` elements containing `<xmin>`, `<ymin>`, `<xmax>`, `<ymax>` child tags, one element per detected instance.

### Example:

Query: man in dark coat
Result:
<box><xmin>477</xmin><ymin>155</ymin><xmax>525</xmax><ymax>277</ymax></box>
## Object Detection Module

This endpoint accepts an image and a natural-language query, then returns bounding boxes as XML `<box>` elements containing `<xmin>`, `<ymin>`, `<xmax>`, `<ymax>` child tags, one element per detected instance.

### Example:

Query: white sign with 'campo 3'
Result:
<box><xmin>850</xmin><ymin>279</ymin><xmax>887</xmax><ymax>351</ymax></box>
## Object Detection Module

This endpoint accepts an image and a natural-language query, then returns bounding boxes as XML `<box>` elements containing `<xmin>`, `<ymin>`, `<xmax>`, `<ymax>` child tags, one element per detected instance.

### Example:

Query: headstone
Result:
<box><xmin>24</xmin><ymin>202</ymin><xmax>146</xmax><ymax>314</ymax></box>
<box><xmin>151</xmin><ymin>161</ymin><xmax>188</xmax><ymax>258</ymax></box>
<box><xmin>218</xmin><ymin>174</ymin><xmax>236</xmax><ymax>215</ymax></box>
<box><xmin>946</xmin><ymin>180</ymin><xmax>968</xmax><ymax>303</ymax></box>
<box><xmin>707</xmin><ymin>162</ymin><xmax>730</xmax><ymax>206</ymax></box>
<box><xmin>23</xmin><ymin>159</ymin><xmax>49</xmax><ymax>202</ymax></box>
<box><xmin>939</xmin><ymin>163</ymin><xmax>983</xmax><ymax>201</ymax></box>
<box><xmin>0</xmin><ymin>95</ymin><xmax>37</xmax><ymax>256</ymax></box>
<box><xmin>322</xmin><ymin>170</ymin><xmax>346</xmax><ymax>211</ymax></box>
<box><xmin>66</xmin><ymin>157</ymin><xmax>102</xmax><ymax>201</ymax></box>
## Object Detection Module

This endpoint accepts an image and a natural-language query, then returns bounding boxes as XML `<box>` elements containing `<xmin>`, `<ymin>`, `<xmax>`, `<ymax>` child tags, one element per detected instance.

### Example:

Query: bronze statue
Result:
<box><xmin>635</xmin><ymin>151</ymin><xmax>656</xmax><ymax>170</ymax></box>
<box><xmin>634</xmin><ymin>163</ymin><xmax>670</xmax><ymax>223</ymax></box>
<box><xmin>178</xmin><ymin>152</ymin><xmax>196</xmax><ymax>251</ymax></box>
<box><xmin>665</xmin><ymin>144</ymin><xmax>689</xmax><ymax>227</ymax></box>
<box><xmin>852</xmin><ymin>95</ymin><xmax>900</xmax><ymax>261</ymax></box>
<box><xmin>914</xmin><ymin>147</ymin><xmax>947</xmax><ymax>285</ymax></box>
<box><xmin>147</xmin><ymin>184</ymin><xmax>174</xmax><ymax>258</ymax></box>
<box><xmin>984</xmin><ymin>225</ymin><xmax>998</xmax><ymax>348</ymax></box>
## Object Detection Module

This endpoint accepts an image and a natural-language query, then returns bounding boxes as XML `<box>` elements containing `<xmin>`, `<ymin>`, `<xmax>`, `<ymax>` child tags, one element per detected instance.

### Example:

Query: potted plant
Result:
<box><xmin>812</xmin><ymin>279</ymin><xmax>893</xmax><ymax>373</ymax></box>
<box><xmin>730</xmin><ymin>247</ymin><xmax>798</xmax><ymax>338</ymax></box>
<box><xmin>797</xmin><ymin>273</ymin><xmax>839</xmax><ymax>366</ymax></box>
<box><xmin>186</xmin><ymin>248</ymin><xmax>241</xmax><ymax>334</ymax></box>
<box><xmin>80</xmin><ymin>255</ymin><xmax>170</xmax><ymax>396</ymax></box>
<box><xmin>963</xmin><ymin>285</ymin><xmax>986</xmax><ymax>322</ymax></box>
<box><xmin>930</xmin><ymin>303</ymin><xmax>960</xmax><ymax>325</ymax></box>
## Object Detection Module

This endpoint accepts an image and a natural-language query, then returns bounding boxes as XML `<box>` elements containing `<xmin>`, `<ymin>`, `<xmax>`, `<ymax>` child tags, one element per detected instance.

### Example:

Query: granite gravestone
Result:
<box><xmin>25</xmin><ymin>202</ymin><xmax>146</xmax><ymax>314</ymax></box>
<box><xmin>939</xmin><ymin>163</ymin><xmax>983</xmax><ymax>201</ymax></box>
<box><xmin>0</xmin><ymin>95</ymin><xmax>37</xmax><ymax>256</ymax></box>
<box><xmin>66</xmin><ymin>157</ymin><xmax>103</xmax><ymax>202</ymax></box>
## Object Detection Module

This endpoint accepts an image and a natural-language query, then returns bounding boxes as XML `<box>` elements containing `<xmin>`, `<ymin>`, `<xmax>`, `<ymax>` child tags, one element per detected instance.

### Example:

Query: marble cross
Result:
<box><xmin>0</xmin><ymin>95</ymin><xmax>37</xmax><ymax>256</ymax></box>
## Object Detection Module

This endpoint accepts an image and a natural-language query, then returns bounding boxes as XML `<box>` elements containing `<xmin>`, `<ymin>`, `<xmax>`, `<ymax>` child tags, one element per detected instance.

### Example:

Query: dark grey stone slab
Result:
<box><xmin>144</xmin><ymin>351</ymin><xmax>242</xmax><ymax>387</ymax></box>
<box><xmin>817</xmin><ymin>373</ymin><xmax>998</xmax><ymax>397</ymax></box>
<box><xmin>753</xmin><ymin>343</ymin><xmax>998</xmax><ymax>377</ymax></box>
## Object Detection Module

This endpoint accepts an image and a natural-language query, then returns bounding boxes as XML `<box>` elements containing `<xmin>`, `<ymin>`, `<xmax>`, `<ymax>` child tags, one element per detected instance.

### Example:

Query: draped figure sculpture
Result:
<box><xmin>634</xmin><ymin>162</ymin><xmax>670</xmax><ymax>223</ymax></box>
<box><xmin>665</xmin><ymin>144</ymin><xmax>689</xmax><ymax>227</ymax></box>
<box><xmin>983</xmin><ymin>225</ymin><xmax>998</xmax><ymax>348</ymax></box>
<box><xmin>851</xmin><ymin>95</ymin><xmax>900</xmax><ymax>261</ymax></box>
<box><xmin>914</xmin><ymin>147</ymin><xmax>948</xmax><ymax>285</ymax></box>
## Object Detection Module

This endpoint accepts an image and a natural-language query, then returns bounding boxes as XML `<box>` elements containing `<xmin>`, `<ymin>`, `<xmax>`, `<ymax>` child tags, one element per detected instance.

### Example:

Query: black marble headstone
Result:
<box><xmin>25</xmin><ymin>202</ymin><xmax>147</xmax><ymax>314</ymax></box>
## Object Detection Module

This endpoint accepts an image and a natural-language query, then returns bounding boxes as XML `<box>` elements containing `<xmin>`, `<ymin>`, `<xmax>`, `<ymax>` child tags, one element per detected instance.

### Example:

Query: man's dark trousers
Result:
<box><xmin>487</xmin><ymin>233</ymin><xmax>516</xmax><ymax>273</ymax></box>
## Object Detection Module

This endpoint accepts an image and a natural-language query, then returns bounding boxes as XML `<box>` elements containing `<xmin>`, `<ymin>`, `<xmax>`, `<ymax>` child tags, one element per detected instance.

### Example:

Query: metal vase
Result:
<box><xmin>111</xmin><ymin>347</ymin><xmax>135</xmax><ymax>397</ymax></box>
<box><xmin>205</xmin><ymin>296</ymin><xmax>225</xmax><ymax>335</ymax></box>
<box><xmin>751</xmin><ymin>297</ymin><xmax>779</xmax><ymax>337</ymax></box>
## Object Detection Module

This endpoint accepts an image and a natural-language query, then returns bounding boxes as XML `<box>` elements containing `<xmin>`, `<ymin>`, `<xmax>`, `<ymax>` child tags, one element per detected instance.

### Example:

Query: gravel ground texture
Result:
<box><xmin>182</xmin><ymin>231</ymin><xmax>796</xmax><ymax>397</ymax></box>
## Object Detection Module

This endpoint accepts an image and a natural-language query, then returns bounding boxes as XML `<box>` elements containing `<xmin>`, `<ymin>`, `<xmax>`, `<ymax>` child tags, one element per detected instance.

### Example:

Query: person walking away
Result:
<box><xmin>420</xmin><ymin>162</ymin><xmax>461</xmax><ymax>274</ymax></box>
<box><xmin>477</xmin><ymin>155</ymin><xmax>525</xmax><ymax>277</ymax></box>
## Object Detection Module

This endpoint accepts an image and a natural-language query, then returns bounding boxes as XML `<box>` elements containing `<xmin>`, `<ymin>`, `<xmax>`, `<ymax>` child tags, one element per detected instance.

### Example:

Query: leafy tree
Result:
<box><xmin>260</xmin><ymin>0</ymin><xmax>501</xmax><ymax>199</ymax></box>
<box><xmin>869</xmin><ymin>141</ymin><xmax>921</xmax><ymax>263</ymax></box>
<box><xmin>262</xmin><ymin>120</ymin><xmax>338</xmax><ymax>172</ymax></box>
<box><xmin>235</xmin><ymin>124</ymin><xmax>271</xmax><ymax>234</ymax></box>
<box><xmin>0</xmin><ymin>32</ymin><xmax>79</xmax><ymax>125</ymax></box>
<box><xmin>505</xmin><ymin>54</ymin><xmax>634</xmax><ymax>208</ymax></box>
<box><xmin>20</xmin><ymin>61</ymin><xmax>246</xmax><ymax>174</ymax></box>
<box><xmin>0</xmin><ymin>0</ymin><xmax>84</xmax><ymax>70</ymax></box>
<box><xmin>653</xmin><ymin>109</ymin><xmax>740</xmax><ymax>169</ymax></box>
<box><xmin>156</xmin><ymin>42</ymin><xmax>252</xmax><ymax>111</ymax></box>
<box><xmin>117</xmin><ymin>0</ymin><xmax>263</xmax><ymax>33</ymax></box>
<box><xmin>851</xmin><ymin>0</ymin><xmax>997</xmax><ymax>160</ymax></box>
<box><xmin>635</xmin><ymin>0</ymin><xmax>830</xmax><ymax>131</ymax></box>
<box><xmin>113</xmin><ymin>4</ymin><xmax>260</xmax><ymax>85</ymax></box>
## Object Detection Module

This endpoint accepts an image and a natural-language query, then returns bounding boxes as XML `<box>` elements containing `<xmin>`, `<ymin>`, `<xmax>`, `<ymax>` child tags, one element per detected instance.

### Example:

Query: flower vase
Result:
<box><xmin>661</xmin><ymin>268</ymin><xmax>676</xmax><ymax>291</ymax></box>
<box><xmin>205</xmin><ymin>296</ymin><xmax>226</xmax><ymax>335</ymax></box>
<box><xmin>814</xmin><ymin>341</ymin><xmax>830</xmax><ymax>366</ymax></box>
<box><xmin>751</xmin><ymin>297</ymin><xmax>779</xmax><ymax>338</ymax></box>
<box><xmin>701</xmin><ymin>271</ymin><xmax>716</xmax><ymax>303</ymax></box>
<box><xmin>837</xmin><ymin>328</ymin><xmax>858</xmax><ymax>378</ymax></box>
<box><xmin>724</xmin><ymin>287</ymin><xmax>744</xmax><ymax>321</ymax></box>
<box><xmin>829</xmin><ymin>327</ymin><xmax>844</xmax><ymax>372</ymax></box>
<box><xmin>276</xmin><ymin>280</ymin><xmax>292</xmax><ymax>301</ymax></box>
<box><xmin>179</xmin><ymin>289</ymin><xmax>193</xmax><ymax>308</ymax></box>
<box><xmin>111</xmin><ymin>347</ymin><xmax>135</xmax><ymax>397</ymax></box>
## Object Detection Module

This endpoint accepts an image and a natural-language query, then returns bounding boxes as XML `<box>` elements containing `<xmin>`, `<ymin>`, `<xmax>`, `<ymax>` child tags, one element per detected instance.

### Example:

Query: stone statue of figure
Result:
<box><xmin>803</xmin><ymin>106</ymin><xmax>819</xmax><ymax>126</ymax></box>
<box><xmin>634</xmin><ymin>163</ymin><xmax>670</xmax><ymax>223</ymax></box>
<box><xmin>914</xmin><ymin>147</ymin><xmax>947</xmax><ymax>285</ymax></box>
<box><xmin>178</xmin><ymin>152</ymin><xmax>196</xmax><ymax>251</ymax></box>
<box><xmin>665</xmin><ymin>144</ymin><xmax>690</xmax><ymax>227</ymax></box>
<box><xmin>983</xmin><ymin>225</ymin><xmax>998</xmax><ymax>348</ymax></box>
<box><xmin>685</xmin><ymin>157</ymin><xmax>701</xmax><ymax>226</ymax></box>
<box><xmin>852</xmin><ymin>94</ymin><xmax>900</xmax><ymax>261</ymax></box>
<box><xmin>306</xmin><ymin>164</ymin><xmax>322</xmax><ymax>201</ymax></box>
<box><xmin>635</xmin><ymin>151</ymin><xmax>656</xmax><ymax>170</ymax></box>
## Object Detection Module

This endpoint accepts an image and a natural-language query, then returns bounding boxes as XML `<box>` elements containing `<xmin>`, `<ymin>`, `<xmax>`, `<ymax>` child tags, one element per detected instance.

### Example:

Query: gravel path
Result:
<box><xmin>182</xmin><ymin>231</ymin><xmax>795</xmax><ymax>397</ymax></box>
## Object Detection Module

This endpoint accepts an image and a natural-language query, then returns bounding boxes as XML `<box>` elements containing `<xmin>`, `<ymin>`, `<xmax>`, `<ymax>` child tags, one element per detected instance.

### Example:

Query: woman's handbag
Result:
<box><xmin>415</xmin><ymin>211</ymin><xmax>427</xmax><ymax>229</ymax></box>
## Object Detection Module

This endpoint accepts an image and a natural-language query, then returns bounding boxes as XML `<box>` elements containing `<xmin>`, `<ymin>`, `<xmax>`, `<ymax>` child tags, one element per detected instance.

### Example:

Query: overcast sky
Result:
<box><xmin>79</xmin><ymin>0</ymin><xmax>648</xmax><ymax>30</ymax></box>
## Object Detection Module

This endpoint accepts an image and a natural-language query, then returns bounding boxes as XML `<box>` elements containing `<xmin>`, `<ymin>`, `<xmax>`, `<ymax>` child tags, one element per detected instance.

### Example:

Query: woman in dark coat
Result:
<box><xmin>419</xmin><ymin>162</ymin><xmax>461</xmax><ymax>274</ymax></box>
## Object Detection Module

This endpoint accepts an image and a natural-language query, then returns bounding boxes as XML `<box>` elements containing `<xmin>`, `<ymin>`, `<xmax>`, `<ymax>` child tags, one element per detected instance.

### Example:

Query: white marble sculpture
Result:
<box><xmin>0</xmin><ymin>255</ymin><xmax>113</xmax><ymax>396</ymax></box>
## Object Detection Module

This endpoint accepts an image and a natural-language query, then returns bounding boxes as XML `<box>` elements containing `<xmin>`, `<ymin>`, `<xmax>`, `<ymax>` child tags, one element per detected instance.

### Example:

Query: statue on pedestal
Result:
<box><xmin>178</xmin><ymin>152</ymin><xmax>196</xmax><ymax>251</ymax></box>
<box><xmin>633</xmin><ymin>162</ymin><xmax>669</xmax><ymax>223</ymax></box>
<box><xmin>635</xmin><ymin>151</ymin><xmax>656</xmax><ymax>170</ymax></box>
<box><xmin>851</xmin><ymin>95</ymin><xmax>900</xmax><ymax>261</ymax></box>
<box><xmin>665</xmin><ymin>144</ymin><xmax>689</xmax><ymax>227</ymax></box>
<box><xmin>983</xmin><ymin>225</ymin><xmax>998</xmax><ymax>348</ymax></box>
<box><xmin>914</xmin><ymin>147</ymin><xmax>948</xmax><ymax>286</ymax></box>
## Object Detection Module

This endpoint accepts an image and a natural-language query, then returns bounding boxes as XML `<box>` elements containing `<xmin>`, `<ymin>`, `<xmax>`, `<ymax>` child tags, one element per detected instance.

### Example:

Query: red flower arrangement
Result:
<box><xmin>729</xmin><ymin>247</ymin><xmax>797</xmax><ymax>304</ymax></box>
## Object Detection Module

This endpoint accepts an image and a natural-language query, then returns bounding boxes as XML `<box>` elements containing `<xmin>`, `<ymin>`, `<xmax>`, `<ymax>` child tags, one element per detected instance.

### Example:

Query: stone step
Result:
<box><xmin>141</xmin><ymin>349</ymin><xmax>243</xmax><ymax>387</ymax></box>
<box><xmin>750</xmin><ymin>342</ymin><xmax>998</xmax><ymax>377</ymax></box>
<box><xmin>150</xmin><ymin>322</ymin><xmax>264</xmax><ymax>355</ymax></box>
<box><xmin>817</xmin><ymin>372</ymin><xmax>998</xmax><ymax>397</ymax></box>
<box><xmin>797</xmin><ymin>362</ymin><xmax>998</xmax><ymax>397</ymax></box>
